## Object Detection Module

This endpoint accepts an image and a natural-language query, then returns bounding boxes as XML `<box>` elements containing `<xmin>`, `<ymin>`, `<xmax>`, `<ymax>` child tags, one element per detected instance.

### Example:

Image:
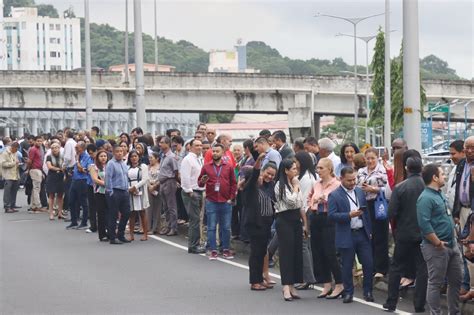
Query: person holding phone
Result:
<box><xmin>328</xmin><ymin>166</ymin><xmax>373</xmax><ymax>303</ymax></box>
<box><xmin>307</xmin><ymin>158</ymin><xmax>342</xmax><ymax>299</ymax></box>
<box><xmin>274</xmin><ymin>159</ymin><xmax>308</xmax><ymax>301</ymax></box>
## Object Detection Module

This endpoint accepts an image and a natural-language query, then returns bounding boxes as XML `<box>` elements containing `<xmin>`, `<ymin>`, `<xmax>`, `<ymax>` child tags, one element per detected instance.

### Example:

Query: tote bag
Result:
<box><xmin>374</xmin><ymin>190</ymin><xmax>388</xmax><ymax>220</ymax></box>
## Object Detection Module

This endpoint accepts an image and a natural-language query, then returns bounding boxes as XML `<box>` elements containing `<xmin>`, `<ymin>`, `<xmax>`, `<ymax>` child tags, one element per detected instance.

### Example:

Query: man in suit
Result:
<box><xmin>271</xmin><ymin>130</ymin><xmax>295</xmax><ymax>160</ymax></box>
<box><xmin>328</xmin><ymin>166</ymin><xmax>374</xmax><ymax>303</ymax></box>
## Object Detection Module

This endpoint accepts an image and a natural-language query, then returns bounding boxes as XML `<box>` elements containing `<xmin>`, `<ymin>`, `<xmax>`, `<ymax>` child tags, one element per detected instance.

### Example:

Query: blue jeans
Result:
<box><xmin>206</xmin><ymin>200</ymin><xmax>232</xmax><ymax>251</ymax></box>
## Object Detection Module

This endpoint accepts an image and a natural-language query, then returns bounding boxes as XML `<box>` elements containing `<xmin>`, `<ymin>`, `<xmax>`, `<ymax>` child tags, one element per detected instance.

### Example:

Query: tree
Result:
<box><xmin>36</xmin><ymin>4</ymin><xmax>58</xmax><ymax>17</ymax></box>
<box><xmin>321</xmin><ymin>116</ymin><xmax>366</xmax><ymax>144</ymax></box>
<box><xmin>3</xmin><ymin>0</ymin><xmax>34</xmax><ymax>16</ymax></box>
<box><xmin>369</xmin><ymin>28</ymin><xmax>385</xmax><ymax>127</ymax></box>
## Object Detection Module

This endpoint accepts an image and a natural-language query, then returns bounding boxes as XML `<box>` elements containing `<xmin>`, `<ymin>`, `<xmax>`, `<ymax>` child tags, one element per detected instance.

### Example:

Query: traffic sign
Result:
<box><xmin>428</xmin><ymin>103</ymin><xmax>449</xmax><ymax>113</ymax></box>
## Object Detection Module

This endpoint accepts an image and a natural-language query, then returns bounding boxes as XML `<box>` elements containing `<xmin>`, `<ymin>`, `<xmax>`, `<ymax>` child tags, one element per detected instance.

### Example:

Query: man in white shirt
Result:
<box><xmin>181</xmin><ymin>139</ymin><xmax>206</xmax><ymax>254</ymax></box>
<box><xmin>62</xmin><ymin>130</ymin><xmax>77</xmax><ymax>213</ymax></box>
<box><xmin>318</xmin><ymin>138</ymin><xmax>341</xmax><ymax>172</ymax></box>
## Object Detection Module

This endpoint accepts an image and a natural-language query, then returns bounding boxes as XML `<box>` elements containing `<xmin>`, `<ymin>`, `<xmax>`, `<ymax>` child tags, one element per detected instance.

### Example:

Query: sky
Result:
<box><xmin>38</xmin><ymin>0</ymin><xmax>473</xmax><ymax>79</ymax></box>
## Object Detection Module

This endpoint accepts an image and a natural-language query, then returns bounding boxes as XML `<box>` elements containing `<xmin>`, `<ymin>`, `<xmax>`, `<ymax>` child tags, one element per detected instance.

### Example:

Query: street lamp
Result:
<box><xmin>315</xmin><ymin>12</ymin><xmax>384</xmax><ymax>145</ymax></box>
<box><xmin>337</xmin><ymin>33</ymin><xmax>376</xmax><ymax>144</ymax></box>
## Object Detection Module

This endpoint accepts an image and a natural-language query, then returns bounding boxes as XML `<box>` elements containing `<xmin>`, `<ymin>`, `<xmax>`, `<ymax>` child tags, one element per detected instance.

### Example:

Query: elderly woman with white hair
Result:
<box><xmin>318</xmin><ymin>138</ymin><xmax>341</xmax><ymax>172</ymax></box>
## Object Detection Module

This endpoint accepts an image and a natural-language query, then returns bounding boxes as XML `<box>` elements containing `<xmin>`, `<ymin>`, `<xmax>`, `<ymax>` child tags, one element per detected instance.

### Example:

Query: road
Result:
<box><xmin>1</xmin><ymin>191</ymin><xmax>424</xmax><ymax>315</ymax></box>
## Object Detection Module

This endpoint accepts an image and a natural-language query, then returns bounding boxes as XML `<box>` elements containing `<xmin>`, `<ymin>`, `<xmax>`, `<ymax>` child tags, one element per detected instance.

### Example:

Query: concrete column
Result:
<box><xmin>18</xmin><ymin>117</ymin><xmax>25</xmax><ymax>137</ymax></box>
<box><xmin>32</xmin><ymin>118</ymin><xmax>39</xmax><ymax>135</ymax></box>
<box><xmin>44</xmin><ymin>118</ymin><xmax>51</xmax><ymax>134</ymax></box>
<box><xmin>4</xmin><ymin>127</ymin><xmax>10</xmax><ymax>137</ymax></box>
<box><xmin>58</xmin><ymin>118</ymin><xmax>64</xmax><ymax>131</ymax></box>
<box><xmin>288</xmin><ymin>93</ymin><xmax>312</xmax><ymax>142</ymax></box>
<box><xmin>313</xmin><ymin>114</ymin><xmax>321</xmax><ymax>139</ymax></box>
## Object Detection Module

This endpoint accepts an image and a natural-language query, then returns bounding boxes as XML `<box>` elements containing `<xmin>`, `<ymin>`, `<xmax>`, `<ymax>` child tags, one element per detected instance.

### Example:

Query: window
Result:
<box><xmin>55</xmin><ymin>24</ymin><xmax>60</xmax><ymax>30</ymax></box>
<box><xmin>57</xmin><ymin>38</ymin><xmax>60</xmax><ymax>44</ymax></box>
<box><xmin>57</xmin><ymin>52</ymin><xmax>60</xmax><ymax>58</ymax></box>
<box><xmin>50</xmin><ymin>51</ymin><xmax>57</xmax><ymax>57</ymax></box>
<box><xmin>50</xmin><ymin>38</ymin><xmax>56</xmax><ymax>44</ymax></box>
<box><xmin>49</xmin><ymin>24</ymin><xmax>54</xmax><ymax>31</ymax></box>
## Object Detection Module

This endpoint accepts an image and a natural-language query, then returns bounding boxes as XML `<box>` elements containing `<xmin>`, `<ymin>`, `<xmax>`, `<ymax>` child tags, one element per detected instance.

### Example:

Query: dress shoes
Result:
<box><xmin>382</xmin><ymin>303</ymin><xmax>396</xmax><ymax>312</ymax></box>
<box><xmin>414</xmin><ymin>307</ymin><xmax>425</xmax><ymax>313</ymax></box>
<box><xmin>342</xmin><ymin>295</ymin><xmax>353</xmax><ymax>303</ymax></box>
<box><xmin>118</xmin><ymin>237</ymin><xmax>131</xmax><ymax>243</ymax></box>
<box><xmin>364</xmin><ymin>293</ymin><xmax>375</xmax><ymax>302</ymax></box>
<box><xmin>4</xmin><ymin>209</ymin><xmax>15</xmax><ymax>213</ymax></box>
<box><xmin>109</xmin><ymin>239</ymin><xmax>123</xmax><ymax>245</ymax></box>
<box><xmin>188</xmin><ymin>247</ymin><xmax>206</xmax><ymax>254</ymax></box>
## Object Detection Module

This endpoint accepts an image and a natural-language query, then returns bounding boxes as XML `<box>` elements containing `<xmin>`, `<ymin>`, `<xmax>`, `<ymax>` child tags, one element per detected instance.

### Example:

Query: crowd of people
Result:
<box><xmin>1</xmin><ymin>124</ymin><xmax>473</xmax><ymax>314</ymax></box>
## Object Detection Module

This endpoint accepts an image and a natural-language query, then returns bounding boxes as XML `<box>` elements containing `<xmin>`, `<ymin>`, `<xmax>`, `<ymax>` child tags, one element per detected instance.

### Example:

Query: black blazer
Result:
<box><xmin>453</xmin><ymin>159</ymin><xmax>474</xmax><ymax>218</ymax></box>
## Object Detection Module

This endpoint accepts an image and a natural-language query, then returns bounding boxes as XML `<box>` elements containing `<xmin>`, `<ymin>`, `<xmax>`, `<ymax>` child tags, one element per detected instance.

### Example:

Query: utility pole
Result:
<box><xmin>133</xmin><ymin>0</ymin><xmax>146</xmax><ymax>131</ymax></box>
<box><xmin>124</xmin><ymin>0</ymin><xmax>129</xmax><ymax>83</ymax></box>
<box><xmin>84</xmin><ymin>0</ymin><xmax>93</xmax><ymax>130</ymax></box>
<box><xmin>384</xmin><ymin>0</ymin><xmax>392</xmax><ymax>155</ymax></box>
<box><xmin>402</xmin><ymin>0</ymin><xmax>421</xmax><ymax>151</ymax></box>
<box><xmin>154</xmin><ymin>0</ymin><xmax>158</xmax><ymax>71</ymax></box>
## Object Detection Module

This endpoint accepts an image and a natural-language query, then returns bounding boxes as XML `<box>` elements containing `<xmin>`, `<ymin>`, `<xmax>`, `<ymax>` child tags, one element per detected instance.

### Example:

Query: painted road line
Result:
<box><xmin>149</xmin><ymin>235</ymin><xmax>411</xmax><ymax>315</ymax></box>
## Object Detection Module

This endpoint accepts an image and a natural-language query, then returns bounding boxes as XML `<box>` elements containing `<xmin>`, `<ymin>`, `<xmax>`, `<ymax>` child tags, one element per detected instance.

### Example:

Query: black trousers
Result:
<box><xmin>87</xmin><ymin>185</ymin><xmax>97</xmax><ymax>231</ymax></box>
<box><xmin>310</xmin><ymin>212</ymin><xmax>342</xmax><ymax>284</ymax></box>
<box><xmin>386</xmin><ymin>240</ymin><xmax>427</xmax><ymax>310</ymax></box>
<box><xmin>95</xmin><ymin>193</ymin><xmax>108</xmax><ymax>240</ymax></box>
<box><xmin>276</xmin><ymin>210</ymin><xmax>303</xmax><ymax>285</ymax></box>
<box><xmin>367</xmin><ymin>200</ymin><xmax>389</xmax><ymax>274</ymax></box>
<box><xmin>232</xmin><ymin>193</ymin><xmax>243</xmax><ymax>237</ymax></box>
<box><xmin>247</xmin><ymin>218</ymin><xmax>272</xmax><ymax>284</ymax></box>
<box><xmin>106</xmin><ymin>189</ymin><xmax>130</xmax><ymax>241</ymax></box>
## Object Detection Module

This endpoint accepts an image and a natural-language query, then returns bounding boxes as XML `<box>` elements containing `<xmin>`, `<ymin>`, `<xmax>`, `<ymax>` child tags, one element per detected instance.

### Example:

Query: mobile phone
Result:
<box><xmin>360</xmin><ymin>206</ymin><xmax>367</xmax><ymax>212</ymax></box>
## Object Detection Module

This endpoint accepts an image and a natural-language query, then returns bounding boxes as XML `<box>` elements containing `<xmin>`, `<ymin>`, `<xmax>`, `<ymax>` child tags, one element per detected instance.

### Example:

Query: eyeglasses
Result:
<box><xmin>465</xmin><ymin>146</ymin><xmax>474</xmax><ymax>151</ymax></box>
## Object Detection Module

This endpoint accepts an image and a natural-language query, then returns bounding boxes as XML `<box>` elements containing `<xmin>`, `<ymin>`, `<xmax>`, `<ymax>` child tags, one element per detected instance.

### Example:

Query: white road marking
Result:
<box><xmin>149</xmin><ymin>235</ymin><xmax>411</xmax><ymax>315</ymax></box>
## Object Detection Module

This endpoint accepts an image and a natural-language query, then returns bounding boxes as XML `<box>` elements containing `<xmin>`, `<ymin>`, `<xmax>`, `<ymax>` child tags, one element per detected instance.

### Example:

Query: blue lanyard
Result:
<box><xmin>213</xmin><ymin>164</ymin><xmax>223</xmax><ymax>178</ymax></box>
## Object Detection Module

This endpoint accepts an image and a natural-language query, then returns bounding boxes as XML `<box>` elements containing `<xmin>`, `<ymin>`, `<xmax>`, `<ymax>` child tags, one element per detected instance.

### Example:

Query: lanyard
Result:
<box><xmin>213</xmin><ymin>164</ymin><xmax>223</xmax><ymax>179</ymax></box>
<box><xmin>462</xmin><ymin>163</ymin><xmax>472</xmax><ymax>190</ymax></box>
<box><xmin>344</xmin><ymin>190</ymin><xmax>359</xmax><ymax>208</ymax></box>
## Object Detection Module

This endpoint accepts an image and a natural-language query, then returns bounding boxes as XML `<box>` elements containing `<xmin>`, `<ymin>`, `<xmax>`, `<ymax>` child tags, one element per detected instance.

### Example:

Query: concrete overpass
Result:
<box><xmin>0</xmin><ymin>71</ymin><xmax>472</xmax><ymax>137</ymax></box>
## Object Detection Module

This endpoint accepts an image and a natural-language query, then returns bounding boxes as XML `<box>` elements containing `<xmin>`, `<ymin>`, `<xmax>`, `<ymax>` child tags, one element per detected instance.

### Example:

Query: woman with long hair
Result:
<box><xmin>243</xmin><ymin>154</ymin><xmax>278</xmax><ymax>291</ymax></box>
<box><xmin>89</xmin><ymin>149</ymin><xmax>110</xmax><ymax>241</ymax></box>
<box><xmin>135</xmin><ymin>142</ymin><xmax>150</xmax><ymax>165</ymax></box>
<box><xmin>308</xmin><ymin>158</ymin><xmax>343</xmax><ymax>298</ymax></box>
<box><xmin>127</xmin><ymin>150</ymin><xmax>150</xmax><ymax>241</ymax></box>
<box><xmin>357</xmin><ymin>148</ymin><xmax>388</xmax><ymax>278</ymax></box>
<box><xmin>274</xmin><ymin>158</ymin><xmax>308</xmax><ymax>301</ymax></box>
<box><xmin>294</xmin><ymin>151</ymin><xmax>318</xmax><ymax>290</ymax></box>
<box><xmin>147</xmin><ymin>151</ymin><xmax>162</xmax><ymax>235</ymax></box>
<box><xmin>119</xmin><ymin>141</ymin><xmax>129</xmax><ymax>162</ymax></box>
<box><xmin>45</xmin><ymin>142</ymin><xmax>65</xmax><ymax>220</ymax></box>
<box><xmin>336</xmin><ymin>143</ymin><xmax>360</xmax><ymax>177</ymax></box>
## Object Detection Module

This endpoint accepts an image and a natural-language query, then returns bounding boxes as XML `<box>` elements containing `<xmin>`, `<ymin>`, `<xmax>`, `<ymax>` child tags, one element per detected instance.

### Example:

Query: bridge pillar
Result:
<box><xmin>288</xmin><ymin>94</ymin><xmax>312</xmax><ymax>141</ymax></box>
<box><xmin>18</xmin><ymin>117</ymin><xmax>25</xmax><ymax>137</ymax></box>
<box><xmin>314</xmin><ymin>114</ymin><xmax>321</xmax><ymax>139</ymax></box>
<box><xmin>44</xmin><ymin>119</ymin><xmax>51</xmax><ymax>134</ymax></box>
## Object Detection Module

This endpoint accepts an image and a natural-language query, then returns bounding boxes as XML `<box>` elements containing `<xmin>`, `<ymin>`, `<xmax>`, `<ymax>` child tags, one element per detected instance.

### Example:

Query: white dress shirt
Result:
<box><xmin>63</xmin><ymin>138</ymin><xmax>77</xmax><ymax>168</ymax></box>
<box><xmin>328</xmin><ymin>151</ymin><xmax>341</xmax><ymax>173</ymax></box>
<box><xmin>180</xmin><ymin>152</ymin><xmax>204</xmax><ymax>193</ymax></box>
<box><xmin>342</xmin><ymin>186</ymin><xmax>363</xmax><ymax>229</ymax></box>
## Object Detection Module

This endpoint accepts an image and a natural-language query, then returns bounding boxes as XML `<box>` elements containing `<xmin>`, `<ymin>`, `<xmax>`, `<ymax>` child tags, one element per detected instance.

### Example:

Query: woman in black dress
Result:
<box><xmin>45</xmin><ymin>142</ymin><xmax>65</xmax><ymax>220</ymax></box>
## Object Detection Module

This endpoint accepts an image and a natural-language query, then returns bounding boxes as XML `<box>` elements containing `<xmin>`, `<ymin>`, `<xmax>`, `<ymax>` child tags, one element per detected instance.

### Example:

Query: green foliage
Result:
<box><xmin>369</xmin><ymin>28</ymin><xmax>385</xmax><ymax>127</ymax></box>
<box><xmin>36</xmin><ymin>4</ymin><xmax>58</xmax><ymax>17</ymax></box>
<box><xmin>199</xmin><ymin>113</ymin><xmax>235</xmax><ymax>124</ymax></box>
<box><xmin>321</xmin><ymin>116</ymin><xmax>366</xmax><ymax>144</ymax></box>
<box><xmin>3</xmin><ymin>0</ymin><xmax>34</xmax><ymax>16</ymax></box>
<box><xmin>420</xmin><ymin>55</ymin><xmax>459</xmax><ymax>80</ymax></box>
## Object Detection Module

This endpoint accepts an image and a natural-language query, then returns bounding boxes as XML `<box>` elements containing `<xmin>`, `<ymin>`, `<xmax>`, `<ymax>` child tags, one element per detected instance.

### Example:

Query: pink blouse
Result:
<box><xmin>307</xmin><ymin>177</ymin><xmax>341</xmax><ymax>212</ymax></box>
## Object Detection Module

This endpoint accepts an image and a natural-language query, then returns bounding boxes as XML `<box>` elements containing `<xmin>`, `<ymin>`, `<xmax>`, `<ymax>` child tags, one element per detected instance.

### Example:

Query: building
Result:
<box><xmin>208</xmin><ymin>39</ymin><xmax>259</xmax><ymax>73</ymax></box>
<box><xmin>1</xmin><ymin>6</ymin><xmax>81</xmax><ymax>71</ymax></box>
<box><xmin>108</xmin><ymin>63</ymin><xmax>176</xmax><ymax>73</ymax></box>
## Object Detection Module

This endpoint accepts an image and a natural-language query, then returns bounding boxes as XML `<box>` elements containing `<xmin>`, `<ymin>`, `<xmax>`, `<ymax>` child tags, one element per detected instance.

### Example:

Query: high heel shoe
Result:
<box><xmin>318</xmin><ymin>289</ymin><xmax>333</xmax><ymax>298</ymax></box>
<box><xmin>283</xmin><ymin>291</ymin><xmax>293</xmax><ymax>301</ymax></box>
<box><xmin>326</xmin><ymin>291</ymin><xmax>343</xmax><ymax>300</ymax></box>
<box><xmin>290</xmin><ymin>291</ymin><xmax>301</xmax><ymax>299</ymax></box>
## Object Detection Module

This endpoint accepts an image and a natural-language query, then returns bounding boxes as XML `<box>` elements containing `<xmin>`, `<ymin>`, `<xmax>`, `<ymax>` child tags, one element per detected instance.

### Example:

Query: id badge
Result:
<box><xmin>215</xmin><ymin>183</ymin><xmax>220</xmax><ymax>192</ymax></box>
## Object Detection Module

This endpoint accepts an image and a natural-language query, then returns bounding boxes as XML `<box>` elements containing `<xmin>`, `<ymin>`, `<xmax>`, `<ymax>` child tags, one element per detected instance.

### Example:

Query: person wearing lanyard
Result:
<box><xmin>198</xmin><ymin>144</ymin><xmax>237</xmax><ymax>261</ymax></box>
<box><xmin>181</xmin><ymin>139</ymin><xmax>206</xmax><ymax>254</ymax></box>
<box><xmin>328</xmin><ymin>166</ymin><xmax>373</xmax><ymax>304</ymax></box>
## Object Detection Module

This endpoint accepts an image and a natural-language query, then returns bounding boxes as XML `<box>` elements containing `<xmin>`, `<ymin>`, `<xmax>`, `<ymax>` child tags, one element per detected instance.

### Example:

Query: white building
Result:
<box><xmin>208</xmin><ymin>39</ymin><xmax>259</xmax><ymax>73</ymax></box>
<box><xmin>0</xmin><ymin>0</ymin><xmax>5</xmax><ymax>70</ymax></box>
<box><xmin>1</xmin><ymin>6</ymin><xmax>81</xmax><ymax>71</ymax></box>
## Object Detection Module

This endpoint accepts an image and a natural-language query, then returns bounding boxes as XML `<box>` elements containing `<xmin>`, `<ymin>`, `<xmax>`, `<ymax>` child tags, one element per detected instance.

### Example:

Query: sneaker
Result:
<box><xmin>85</xmin><ymin>228</ymin><xmax>93</xmax><ymax>233</ymax></box>
<box><xmin>76</xmin><ymin>225</ymin><xmax>88</xmax><ymax>230</ymax></box>
<box><xmin>223</xmin><ymin>249</ymin><xmax>234</xmax><ymax>260</ymax></box>
<box><xmin>209</xmin><ymin>250</ymin><xmax>218</xmax><ymax>261</ymax></box>
<box><xmin>66</xmin><ymin>223</ymin><xmax>78</xmax><ymax>230</ymax></box>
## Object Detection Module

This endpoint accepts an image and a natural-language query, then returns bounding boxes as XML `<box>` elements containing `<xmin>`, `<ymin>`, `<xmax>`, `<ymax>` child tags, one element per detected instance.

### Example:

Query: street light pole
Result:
<box><xmin>337</xmin><ymin>33</ymin><xmax>377</xmax><ymax>144</ymax></box>
<box><xmin>134</xmin><ymin>0</ymin><xmax>146</xmax><ymax>131</ymax></box>
<box><xmin>84</xmin><ymin>0</ymin><xmax>93</xmax><ymax>130</ymax></box>
<box><xmin>384</xmin><ymin>0</ymin><xmax>391</xmax><ymax>155</ymax></box>
<box><xmin>315</xmin><ymin>12</ymin><xmax>384</xmax><ymax>146</ymax></box>
<box><xmin>154</xmin><ymin>0</ymin><xmax>158</xmax><ymax>71</ymax></box>
<box><xmin>124</xmin><ymin>0</ymin><xmax>129</xmax><ymax>83</ymax></box>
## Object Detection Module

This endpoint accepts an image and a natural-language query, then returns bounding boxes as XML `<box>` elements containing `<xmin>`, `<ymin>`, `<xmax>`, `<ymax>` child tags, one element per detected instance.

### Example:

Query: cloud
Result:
<box><xmin>38</xmin><ymin>0</ymin><xmax>474</xmax><ymax>79</ymax></box>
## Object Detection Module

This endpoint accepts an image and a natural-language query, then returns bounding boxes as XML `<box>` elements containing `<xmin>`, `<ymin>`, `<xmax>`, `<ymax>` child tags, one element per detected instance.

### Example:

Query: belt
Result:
<box><xmin>351</xmin><ymin>228</ymin><xmax>363</xmax><ymax>232</ymax></box>
<box><xmin>193</xmin><ymin>190</ymin><xmax>204</xmax><ymax>193</ymax></box>
<box><xmin>461</xmin><ymin>204</ymin><xmax>471</xmax><ymax>208</ymax></box>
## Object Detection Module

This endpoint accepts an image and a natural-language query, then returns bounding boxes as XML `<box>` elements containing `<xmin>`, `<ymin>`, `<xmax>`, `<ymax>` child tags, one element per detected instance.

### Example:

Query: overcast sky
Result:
<box><xmin>39</xmin><ymin>0</ymin><xmax>473</xmax><ymax>79</ymax></box>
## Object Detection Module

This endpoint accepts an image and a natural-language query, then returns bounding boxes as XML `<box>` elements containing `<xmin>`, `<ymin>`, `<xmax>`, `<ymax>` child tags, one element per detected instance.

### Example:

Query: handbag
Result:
<box><xmin>374</xmin><ymin>190</ymin><xmax>388</xmax><ymax>220</ymax></box>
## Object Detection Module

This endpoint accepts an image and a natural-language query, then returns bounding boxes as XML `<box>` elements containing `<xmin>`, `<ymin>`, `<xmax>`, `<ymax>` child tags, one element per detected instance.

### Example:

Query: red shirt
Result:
<box><xmin>198</xmin><ymin>160</ymin><xmax>237</xmax><ymax>203</ymax></box>
<box><xmin>204</xmin><ymin>149</ymin><xmax>237</xmax><ymax>168</ymax></box>
<box><xmin>28</xmin><ymin>146</ymin><xmax>43</xmax><ymax>170</ymax></box>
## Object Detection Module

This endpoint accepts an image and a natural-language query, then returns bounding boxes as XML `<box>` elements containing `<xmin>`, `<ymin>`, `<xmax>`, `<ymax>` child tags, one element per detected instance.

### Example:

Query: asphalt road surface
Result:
<box><xmin>1</xmin><ymin>191</ymin><xmax>427</xmax><ymax>314</ymax></box>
